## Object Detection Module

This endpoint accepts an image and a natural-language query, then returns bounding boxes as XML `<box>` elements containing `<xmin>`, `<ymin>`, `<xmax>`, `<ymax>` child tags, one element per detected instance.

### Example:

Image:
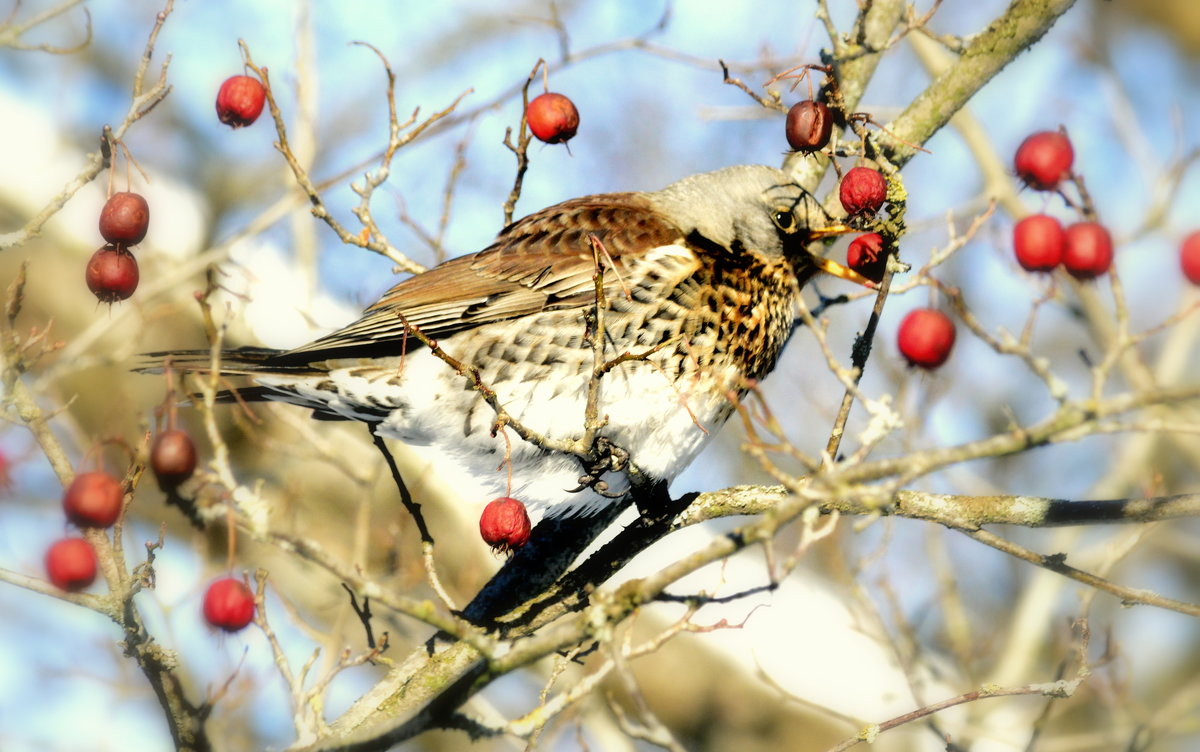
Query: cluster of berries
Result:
<box><xmin>44</xmin><ymin>432</ymin><xmax>251</xmax><ymax>630</ymax></box>
<box><xmin>785</xmin><ymin>98</ymin><xmax>891</xmax><ymax>280</ymax></box>
<box><xmin>1011</xmin><ymin>130</ymin><xmax>1112</xmax><ymax>278</ymax></box>
<box><xmin>1013</xmin><ymin>130</ymin><xmax>1200</xmax><ymax>285</ymax></box>
<box><xmin>783</xmin><ymin>98</ymin><xmax>953</xmax><ymax>369</ymax></box>
<box><xmin>85</xmin><ymin>75</ymin><xmax>267</xmax><ymax>305</ymax></box>
<box><xmin>87</xmin><ymin>192</ymin><xmax>148</xmax><ymax>303</ymax></box>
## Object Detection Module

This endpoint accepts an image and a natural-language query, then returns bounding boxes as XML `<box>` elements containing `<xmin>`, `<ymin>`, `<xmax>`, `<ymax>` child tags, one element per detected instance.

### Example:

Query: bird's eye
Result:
<box><xmin>772</xmin><ymin>209</ymin><xmax>796</xmax><ymax>232</ymax></box>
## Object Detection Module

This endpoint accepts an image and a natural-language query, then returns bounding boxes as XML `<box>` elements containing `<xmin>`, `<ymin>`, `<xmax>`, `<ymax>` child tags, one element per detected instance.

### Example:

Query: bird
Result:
<box><xmin>150</xmin><ymin>164</ymin><xmax>874</xmax><ymax>521</ymax></box>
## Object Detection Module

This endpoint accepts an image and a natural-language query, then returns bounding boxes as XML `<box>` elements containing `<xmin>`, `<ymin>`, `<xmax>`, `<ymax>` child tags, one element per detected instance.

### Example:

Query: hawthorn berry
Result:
<box><xmin>215</xmin><ymin>75</ymin><xmax>266</xmax><ymax>128</ymax></box>
<box><xmin>526</xmin><ymin>93</ymin><xmax>579</xmax><ymax>144</ymax></box>
<box><xmin>86</xmin><ymin>245</ymin><xmax>139</xmax><ymax>303</ymax></box>
<box><xmin>45</xmin><ymin>538</ymin><xmax>98</xmax><ymax>592</ymax></box>
<box><xmin>63</xmin><ymin>471</ymin><xmax>123</xmax><ymax>528</ymax></box>
<box><xmin>1013</xmin><ymin>214</ymin><xmax>1065</xmax><ymax>272</ymax></box>
<box><xmin>846</xmin><ymin>233</ymin><xmax>887</xmax><ymax>282</ymax></box>
<box><xmin>898</xmin><ymin>308</ymin><xmax>956</xmax><ymax>369</ymax></box>
<box><xmin>0</xmin><ymin>450</ymin><xmax>12</xmax><ymax>492</ymax></box>
<box><xmin>98</xmin><ymin>192</ymin><xmax>149</xmax><ymax>246</ymax></box>
<box><xmin>1062</xmin><ymin>222</ymin><xmax>1113</xmax><ymax>279</ymax></box>
<box><xmin>203</xmin><ymin>577</ymin><xmax>255</xmax><ymax>632</ymax></box>
<box><xmin>785</xmin><ymin>100</ymin><xmax>833</xmax><ymax>153</ymax></box>
<box><xmin>1180</xmin><ymin>231</ymin><xmax>1200</xmax><ymax>285</ymax></box>
<box><xmin>839</xmin><ymin>167</ymin><xmax>887</xmax><ymax>218</ymax></box>
<box><xmin>479</xmin><ymin>497</ymin><xmax>531</xmax><ymax>553</ymax></box>
<box><xmin>151</xmin><ymin>430</ymin><xmax>197</xmax><ymax>491</ymax></box>
<box><xmin>1014</xmin><ymin>130</ymin><xmax>1073</xmax><ymax>191</ymax></box>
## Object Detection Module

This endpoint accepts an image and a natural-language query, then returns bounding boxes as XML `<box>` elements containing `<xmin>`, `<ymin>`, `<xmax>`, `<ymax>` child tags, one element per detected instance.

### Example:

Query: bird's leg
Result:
<box><xmin>627</xmin><ymin>471</ymin><xmax>686</xmax><ymax>521</ymax></box>
<box><xmin>369</xmin><ymin>426</ymin><xmax>435</xmax><ymax>545</ymax></box>
<box><xmin>566</xmin><ymin>437</ymin><xmax>685</xmax><ymax>520</ymax></box>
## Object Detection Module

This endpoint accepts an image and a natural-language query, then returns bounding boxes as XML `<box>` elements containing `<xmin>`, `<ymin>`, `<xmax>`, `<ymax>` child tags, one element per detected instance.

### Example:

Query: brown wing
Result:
<box><xmin>274</xmin><ymin>193</ymin><xmax>686</xmax><ymax>363</ymax></box>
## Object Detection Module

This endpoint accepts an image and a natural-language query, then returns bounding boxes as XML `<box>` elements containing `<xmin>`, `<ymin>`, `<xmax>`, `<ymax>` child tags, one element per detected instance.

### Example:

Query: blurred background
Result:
<box><xmin>2</xmin><ymin>1</ymin><xmax>1200</xmax><ymax>750</ymax></box>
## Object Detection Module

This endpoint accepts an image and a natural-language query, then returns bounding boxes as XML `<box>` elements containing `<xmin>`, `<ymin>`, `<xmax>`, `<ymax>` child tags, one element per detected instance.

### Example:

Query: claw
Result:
<box><xmin>564</xmin><ymin>437</ymin><xmax>634</xmax><ymax>498</ymax></box>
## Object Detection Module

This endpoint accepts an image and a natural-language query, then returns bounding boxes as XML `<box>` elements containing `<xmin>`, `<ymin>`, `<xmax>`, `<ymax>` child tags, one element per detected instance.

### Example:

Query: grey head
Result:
<box><xmin>647</xmin><ymin>164</ymin><xmax>834</xmax><ymax>260</ymax></box>
<box><xmin>647</xmin><ymin>164</ymin><xmax>872</xmax><ymax>287</ymax></box>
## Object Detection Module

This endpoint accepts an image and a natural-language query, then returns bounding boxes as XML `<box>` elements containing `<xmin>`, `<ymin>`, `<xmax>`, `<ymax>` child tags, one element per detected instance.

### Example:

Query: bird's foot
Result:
<box><xmin>565</xmin><ymin>436</ymin><xmax>631</xmax><ymax>498</ymax></box>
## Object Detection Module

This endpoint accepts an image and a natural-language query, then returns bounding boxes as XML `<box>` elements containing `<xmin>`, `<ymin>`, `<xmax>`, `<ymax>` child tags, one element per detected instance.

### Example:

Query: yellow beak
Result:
<box><xmin>808</xmin><ymin>223</ymin><xmax>879</xmax><ymax>289</ymax></box>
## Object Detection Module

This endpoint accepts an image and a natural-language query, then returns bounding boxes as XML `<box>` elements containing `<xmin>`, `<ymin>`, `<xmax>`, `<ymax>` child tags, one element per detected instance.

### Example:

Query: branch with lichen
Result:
<box><xmin>310</xmin><ymin>2</ymin><xmax>1137</xmax><ymax>747</ymax></box>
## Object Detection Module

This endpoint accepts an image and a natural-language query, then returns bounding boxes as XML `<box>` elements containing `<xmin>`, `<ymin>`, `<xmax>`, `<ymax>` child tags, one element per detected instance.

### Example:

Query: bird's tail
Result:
<box><xmin>135</xmin><ymin>346</ymin><xmax>327</xmax><ymax>404</ymax></box>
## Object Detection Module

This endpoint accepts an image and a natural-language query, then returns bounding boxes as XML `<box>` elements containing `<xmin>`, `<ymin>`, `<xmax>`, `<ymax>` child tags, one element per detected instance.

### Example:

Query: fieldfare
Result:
<box><xmin>153</xmin><ymin>165</ymin><xmax>873</xmax><ymax>518</ymax></box>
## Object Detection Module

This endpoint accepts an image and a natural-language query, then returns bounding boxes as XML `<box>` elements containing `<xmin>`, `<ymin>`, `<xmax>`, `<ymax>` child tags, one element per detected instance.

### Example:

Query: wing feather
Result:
<box><xmin>273</xmin><ymin>193</ymin><xmax>686</xmax><ymax>364</ymax></box>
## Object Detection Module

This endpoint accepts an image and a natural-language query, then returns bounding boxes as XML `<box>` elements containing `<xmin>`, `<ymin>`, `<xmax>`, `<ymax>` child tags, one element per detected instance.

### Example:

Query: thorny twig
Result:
<box><xmin>238</xmin><ymin>39</ymin><xmax>469</xmax><ymax>275</ymax></box>
<box><xmin>720</xmin><ymin>59</ymin><xmax>785</xmax><ymax>112</ymax></box>
<box><xmin>254</xmin><ymin>570</ymin><xmax>391</xmax><ymax>744</ymax></box>
<box><xmin>369</xmin><ymin>431</ymin><xmax>459</xmax><ymax>612</ymax></box>
<box><xmin>0</xmin><ymin>0</ymin><xmax>91</xmax><ymax>53</ymax></box>
<box><xmin>826</xmin><ymin>681</ymin><xmax>1082</xmax><ymax>751</ymax></box>
<box><xmin>501</xmin><ymin>58</ymin><xmax>544</xmax><ymax>227</ymax></box>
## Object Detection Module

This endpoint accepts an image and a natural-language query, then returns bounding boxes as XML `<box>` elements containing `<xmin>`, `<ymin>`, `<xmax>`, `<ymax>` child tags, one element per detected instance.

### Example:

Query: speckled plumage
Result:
<box><xmin>156</xmin><ymin>165</ymin><xmax>859</xmax><ymax>518</ymax></box>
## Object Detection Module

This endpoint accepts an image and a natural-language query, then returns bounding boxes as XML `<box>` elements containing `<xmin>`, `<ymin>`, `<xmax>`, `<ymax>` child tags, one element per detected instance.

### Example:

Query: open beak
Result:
<box><xmin>808</xmin><ymin>223</ymin><xmax>879</xmax><ymax>289</ymax></box>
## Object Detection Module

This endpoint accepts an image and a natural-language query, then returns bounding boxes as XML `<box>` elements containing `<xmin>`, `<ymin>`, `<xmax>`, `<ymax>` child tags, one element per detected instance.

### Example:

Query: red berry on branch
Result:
<box><xmin>46</xmin><ymin>538</ymin><xmax>98</xmax><ymax>592</ymax></box>
<box><xmin>1013</xmin><ymin>214</ymin><xmax>1065</xmax><ymax>272</ymax></box>
<box><xmin>63</xmin><ymin>470</ymin><xmax>123</xmax><ymax>528</ymax></box>
<box><xmin>1062</xmin><ymin>222</ymin><xmax>1113</xmax><ymax>279</ymax></box>
<box><xmin>898</xmin><ymin>308</ymin><xmax>956</xmax><ymax>369</ymax></box>
<box><xmin>151</xmin><ymin>430</ymin><xmax>197</xmax><ymax>491</ymax></box>
<box><xmin>526</xmin><ymin>93</ymin><xmax>579</xmax><ymax>144</ymax></box>
<box><xmin>0</xmin><ymin>450</ymin><xmax>12</xmax><ymax>492</ymax></box>
<box><xmin>839</xmin><ymin>167</ymin><xmax>887</xmax><ymax>218</ymax></box>
<box><xmin>203</xmin><ymin>577</ymin><xmax>255</xmax><ymax>632</ymax></box>
<box><xmin>98</xmin><ymin>192</ymin><xmax>149</xmax><ymax>246</ymax></box>
<box><xmin>1181</xmin><ymin>231</ymin><xmax>1200</xmax><ymax>285</ymax></box>
<box><xmin>846</xmin><ymin>233</ymin><xmax>887</xmax><ymax>282</ymax></box>
<box><xmin>785</xmin><ymin>100</ymin><xmax>833</xmax><ymax>153</ymax></box>
<box><xmin>216</xmin><ymin>75</ymin><xmax>266</xmax><ymax>128</ymax></box>
<box><xmin>479</xmin><ymin>496</ymin><xmax>531</xmax><ymax>553</ymax></box>
<box><xmin>86</xmin><ymin>245</ymin><xmax>139</xmax><ymax>303</ymax></box>
<box><xmin>1014</xmin><ymin>130</ymin><xmax>1074</xmax><ymax>191</ymax></box>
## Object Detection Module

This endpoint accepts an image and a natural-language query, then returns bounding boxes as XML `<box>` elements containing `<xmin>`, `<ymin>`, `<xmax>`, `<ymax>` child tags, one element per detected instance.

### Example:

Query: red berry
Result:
<box><xmin>898</xmin><ymin>308</ymin><xmax>956</xmax><ymax>369</ymax></box>
<box><xmin>63</xmin><ymin>471</ymin><xmax>123</xmax><ymax>528</ymax></box>
<box><xmin>479</xmin><ymin>497</ymin><xmax>531</xmax><ymax>553</ymax></box>
<box><xmin>1062</xmin><ymin>222</ymin><xmax>1113</xmax><ymax>279</ymax></box>
<box><xmin>203</xmin><ymin>577</ymin><xmax>255</xmax><ymax>632</ymax></box>
<box><xmin>1014</xmin><ymin>130</ymin><xmax>1074</xmax><ymax>191</ymax></box>
<box><xmin>846</xmin><ymin>233</ymin><xmax>887</xmax><ymax>282</ymax></box>
<box><xmin>526</xmin><ymin>93</ymin><xmax>579</xmax><ymax>144</ymax></box>
<box><xmin>839</xmin><ymin>167</ymin><xmax>887</xmax><ymax>218</ymax></box>
<box><xmin>785</xmin><ymin>100</ymin><xmax>833</xmax><ymax>152</ymax></box>
<box><xmin>151</xmin><ymin>430</ymin><xmax>197</xmax><ymax>491</ymax></box>
<box><xmin>98</xmin><ymin>192</ymin><xmax>149</xmax><ymax>245</ymax></box>
<box><xmin>86</xmin><ymin>245</ymin><xmax>139</xmax><ymax>302</ymax></box>
<box><xmin>1181</xmin><ymin>231</ymin><xmax>1200</xmax><ymax>285</ymax></box>
<box><xmin>216</xmin><ymin>75</ymin><xmax>266</xmax><ymax>128</ymax></box>
<box><xmin>1013</xmin><ymin>214</ymin><xmax>1065</xmax><ymax>272</ymax></box>
<box><xmin>46</xmin><ymin>538</ymin><xmax>98</xmax><ymax>592</ymax></box>
<box><xmin>0</xmin><ymin>450</ymin><xmax>12</xmax><ymax>492</ymax></box>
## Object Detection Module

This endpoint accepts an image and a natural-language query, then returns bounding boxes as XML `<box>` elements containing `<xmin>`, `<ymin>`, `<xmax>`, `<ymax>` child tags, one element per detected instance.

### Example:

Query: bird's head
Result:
<box><xmin>651</xmin><ymin>164</ymin><xmax>876</xmax><ymax>289</ymax></box>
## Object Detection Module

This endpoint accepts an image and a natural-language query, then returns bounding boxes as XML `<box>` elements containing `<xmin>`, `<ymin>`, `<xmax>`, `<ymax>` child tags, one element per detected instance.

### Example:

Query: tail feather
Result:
<box><xmin>136</xmin><ymin>346</ymin><xmax>353</xmax><ymax>421</ymax></box>
<box><xmin>135</xmin><ymin>346</ymin><xmax>324</xmax><ymax>376</ymax></box>
<box><xmin>210</xmin><ymin>385</ymin><xmax>288</xmax><ymax>403</ymax></box>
